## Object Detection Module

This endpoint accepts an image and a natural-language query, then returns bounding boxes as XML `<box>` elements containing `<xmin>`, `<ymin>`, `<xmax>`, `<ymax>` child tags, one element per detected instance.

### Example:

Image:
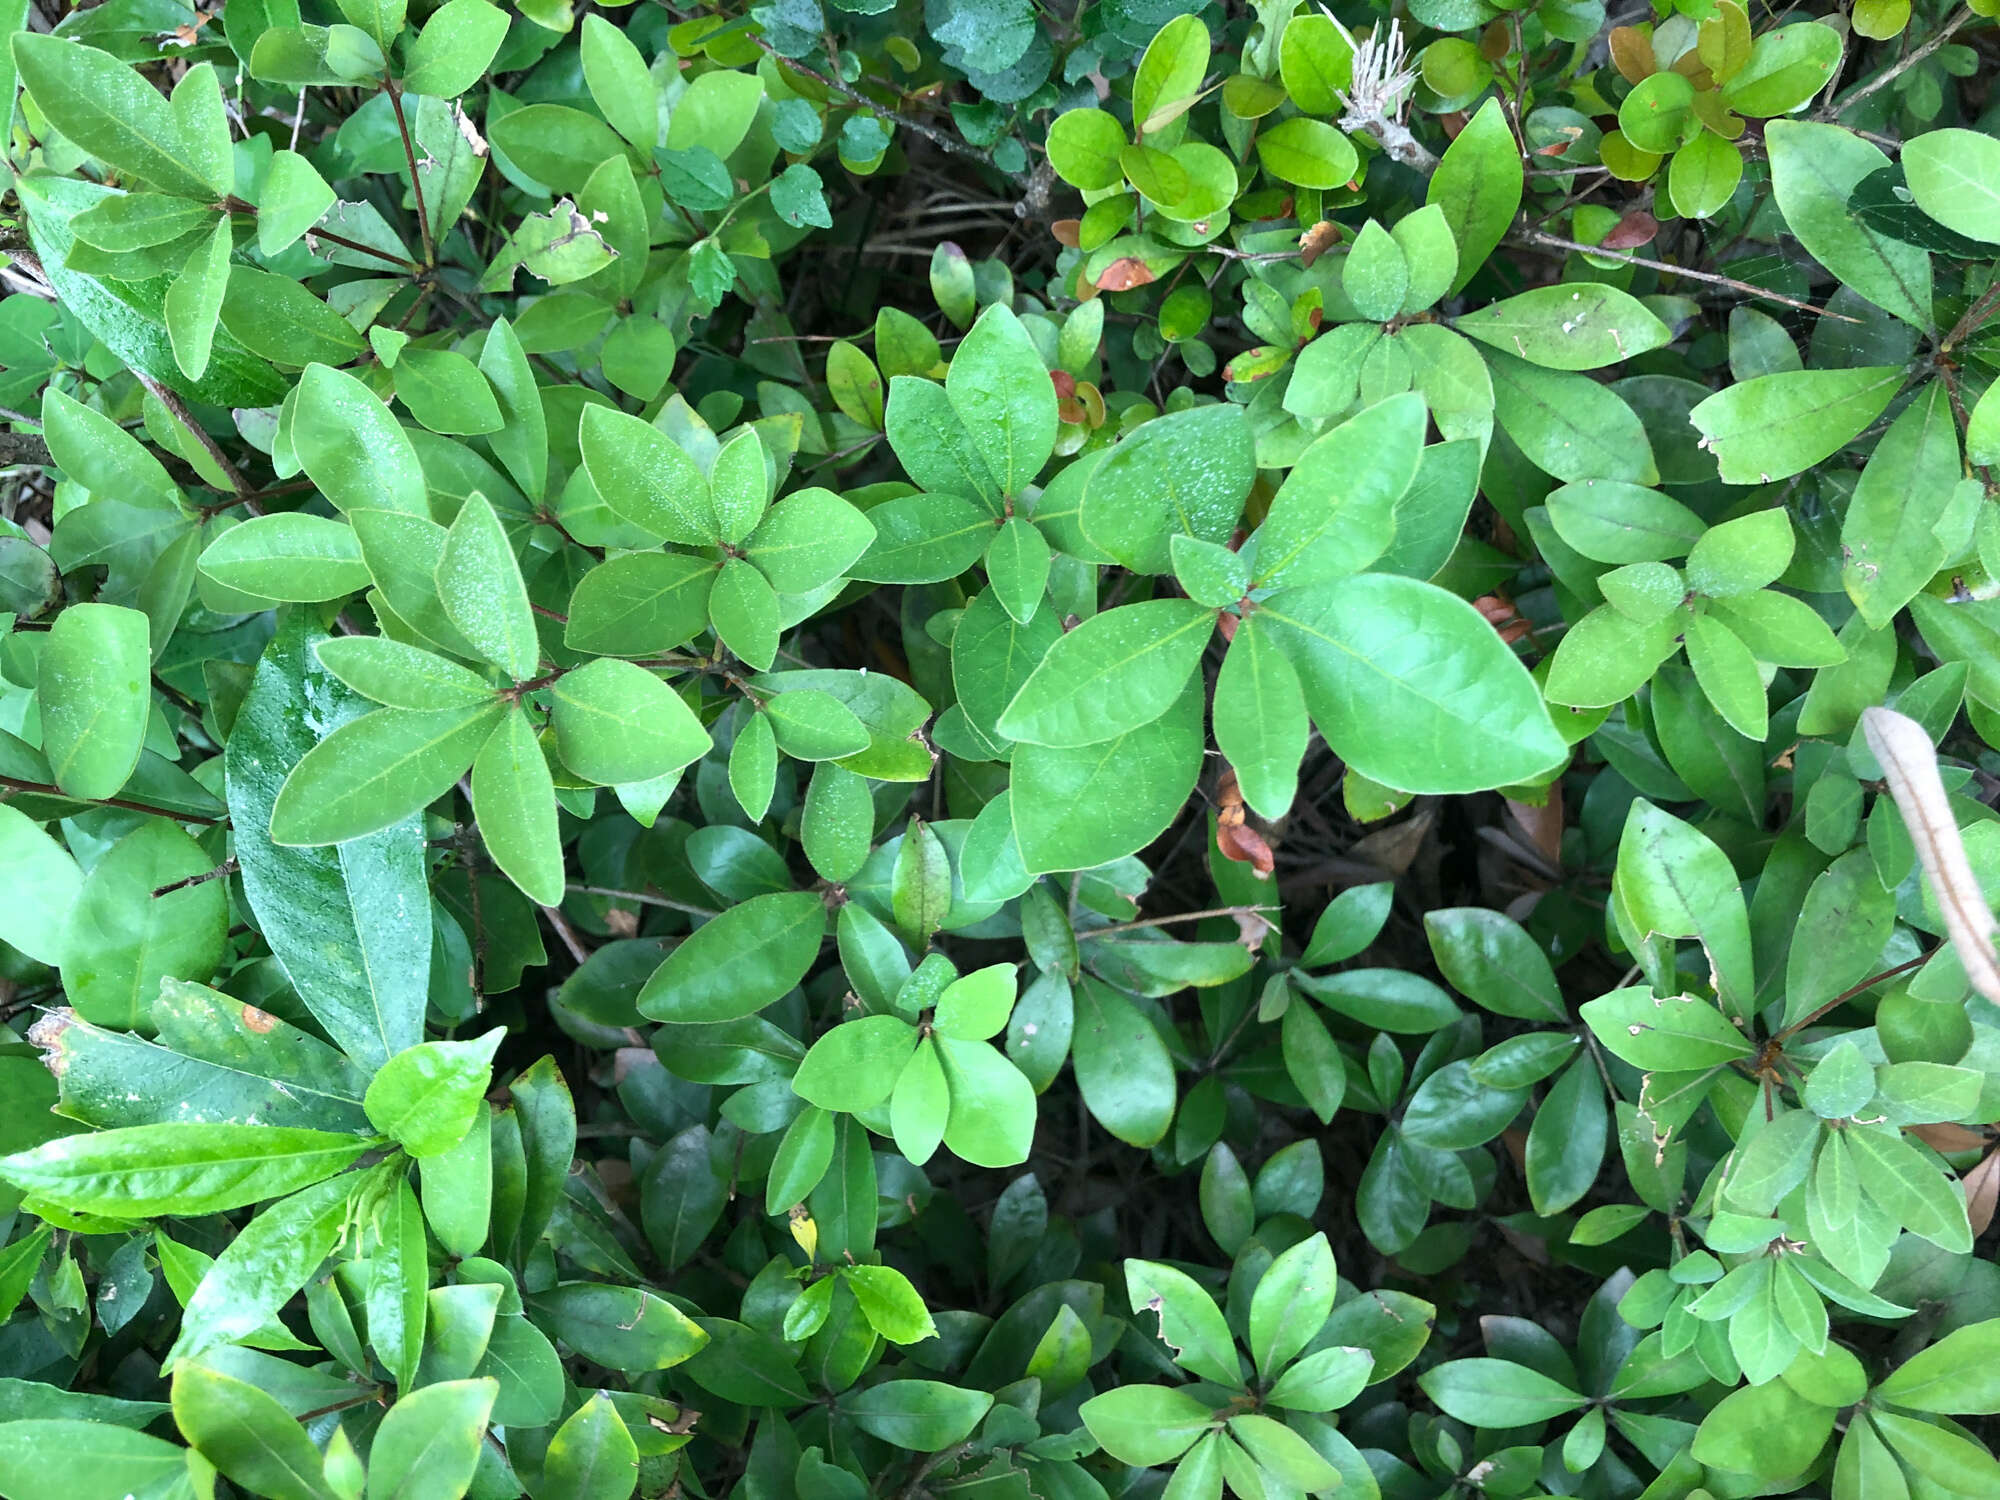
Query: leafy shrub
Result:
<box><xmin>2</xmin><ymin>0</ymin><xmax>2000</xmax><ymax>1497</ymax></box>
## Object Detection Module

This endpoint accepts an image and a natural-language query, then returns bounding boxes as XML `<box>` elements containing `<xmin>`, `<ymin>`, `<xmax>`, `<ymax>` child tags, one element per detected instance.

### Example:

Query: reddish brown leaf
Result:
<box><xmin>1602</xmin><ymin>210</ymin><xmax>1660</xmax><ymax>249</ymax></box>
<box><xmin>1051</xmin><ymin>218</ymin><xmax>1082</xmax><ymax>248</ymax></box>
<box><xmin>1094</xmin><ymin>256</ymin><xmax>1156</xmax><ymax>292</ymax></box>
<box><xmin>1049</xmin><ymin>369</ymin><xmax>1077</xmax><ymax>399</ymax></box>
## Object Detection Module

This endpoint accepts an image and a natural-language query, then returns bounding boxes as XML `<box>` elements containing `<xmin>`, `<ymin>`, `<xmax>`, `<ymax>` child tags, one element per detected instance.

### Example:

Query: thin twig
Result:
<box><xmin>133</xmin><ymin>372</ymin><xmax>262</xmax><ymax>508</ymax></box>
<box><xmin>1510</xmin><ymin>228</ymin><xmax>1861</xmax><ymax>322</ymax></box>
<box><xmin>152</xmin><ymin>858</ymin><xmax>237</xmax><ymax>898</ymax></box>
<box><xmin>567</xmin><ymin>883</ymin><xmax>720</xmax><ymax>919</ymax></box>
<box><xmin>0</xmin><ymin>775</ymin><xmax>226</xmax><ymax>825</ymax></box>
<box><xmin>540</xmin><ymin>902</ymin><xmax>593</xmax><ymax>964</ymax></box>
<box><xmin>1078</xmin><ymin>904</ymin><xmax>1278</xmax><ymax>941</ymax></box>
<box><xmin>1814</xmin><ymin>6</ymin><xmax>1975</xmax><ymax>122</ymax></box>
<box><xmin>384</xmin><ymin>75</ymin><xmax>436</xmax><ymax>266</ymax></box>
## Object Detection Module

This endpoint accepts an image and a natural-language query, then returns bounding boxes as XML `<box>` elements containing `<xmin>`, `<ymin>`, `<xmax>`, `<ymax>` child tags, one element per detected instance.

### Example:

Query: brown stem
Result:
<box><xmin>1773</xmin><ymin>952</ymin><xmax>1931</xmax><ymax>1042</ymax></box>
<box><xmin>1814</xmin><ymin>6</ymin><xmax>1975</xmax><ymax>123</ymax></box>
<box><xmin>310</xmin><ymin>225</ymin><xmax>422</xmax><ymax>272</ymax></box>
<box><xmin>1</xmin><ymin>775</ymin><xmax>226</xmax><ymax>826</ymax></box>
<box><xmin>384</xmin><ymin>75</ymin><xmax>436</xmax><ymax>267</ymax></box>
<box><xmin>152</xmin><ymin>858</ymin><xmax>238</xmax><ymax>898</ymax></box>
<box><xmin>133</xmin><ymin>372</ymin><xmax>261</xmax><ymax>510</ymax></box>
<box><xmin>567</xmin><ymin>883</ymin><xmax>720</xmax><ymax>919</ymax></box>
<box><xmin>1079</xmin><ymin>904</ymin><xmax>1278</xmax><ymax>941</ymax></box>
<box><xmin>1509</xmin><ymin>228</ymin><xmax>1861</xmax><ymax>323</ymax></box>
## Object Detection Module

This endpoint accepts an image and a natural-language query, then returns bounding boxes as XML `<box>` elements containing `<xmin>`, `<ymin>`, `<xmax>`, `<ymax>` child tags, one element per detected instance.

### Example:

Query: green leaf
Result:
<box><xmin>315</xmin><ymin>637</ymin><xmax>495</xmax><ymax>710</ymax></box>
<box><xmin>163</xmin><ymin>215</ymin><xmax>231</xmax><ymax>383</ymax></box>
<box><xmin>1253</xmin><ymin>393</ymin><xmax>1423</xmax><ymax>586</ymax></box>
<box><xmin>1841</xmin><ymin>379</ymin><xmax>1960</xmax><ymax>627</ymax></box>
<box><xmin>837</xmin><ymin>1381</ymin><xmax>994</xmax><ymax>1451</ymax></box>
<box><xmin>1455</xmin><ymin>284</ymin><xmax>1671</xmax><ymax>371</ymax></box>
<box><xmin>1427</xmin><ymin>98</ymin><xmax>1523</xmax><ymax>291</ymax></box>
<box><xmin>938</xmin><ymin>1035</ymin><xmax>1036</xmax><ymax>1167</ymax></box>
<box><xmin>525</xmin><ymin>1283</ymin><xmax>708</xmax><ymax>1371</ymax></box>
<box><xmin>1844</xmin><ymin>1125</ymin><xmax>1972</xmax><ymax>1251</ymax></box>
<box><xmin>437</xmin><ymin>492</ymin><xmax>538</xmax><ymax>680</ymax></box>
<box><xmin>1011</xmin><ymin>677</ymin><xmax>1204</xmax><ymax>874</ymax></box>
<box><xmin>366</xmin><ymin>1378</ymin><xmax>497</xmax><ymax>1500</ymax></box>
<box><xmin>1873</xmin><ymin>1322</ymin><xmax>2000</xmax><ymax>1413</ymax></box>
<box><xmin>1903</xmin><ymin>129</ymin><xmax>2000</xmax><ymax>243</ymax></box>
<box><xmin>1690</xmin><ymin>366</ymin><xmax>1904</xmax><ymax>485</ymax></box>
<box><xmin>1079</xmin><ymin>1384</ymin><xmax>1215</xmax><ymax>1467</ymax></box>
<box><xmin>268</xmin><ymin>701</ymin><xmax>504</xmax><ymax>846</ymax></box>
<box><xmin>1766</xmin><ymin>121</ymin><xmax>1931</xmax><ymax>329</ymax></box>
<box><xmin>13</xmin><ymin>35</ymin><xmax>222</xmax><ymax>198</ymax></box>
<box><xmin>1418</xmin><ymin>1358</ymin><xmax>1587</xmax><ymax>1427</ymax></box>
<box><xmin>1046</xmin><ymin>107</ymin><xmax>1124</xmax><ymax>190</ymax></box>
<box><xmin>37</xmin><ymin>602</ymin><xmax>149</xmax><ymax>800</ymax></box>
<box><xmin>551</xmin><ymin>658</ymin><xmax>710</xmax><ymax>786</ymax></box>
<box><xmin>171</xmin><ymin>1363</ymin><xmax>337</xmax><ymax>1500</ymax></box>
<box><xmin>364</xmin><ymin>1030</ymin><xmax>502</xmax><ymax>1157</ymax></box>
<box><xmin>581</xmin><ymin>13</ymin><xmax>657</xmax><ymax>151</ymax></box>
<box><xmin>228</xmin><ymin>617</ymin><xmax>431</xmax><ymax>1070</ymax></box>
<box><xmin>18</xmin><ymin>176</ymin><xmax>284</xmax><ymax>407</ymax></box>
<box><xmin>1132</xmin><ymin>13</ymin><xmax>1209</xmax><ymax>132</ymax></box>
<box><xmin>1072</xmin><ymin>979</ymin><xmax>1176</xmax><ymax>1148</ymax></box>
<box><xmin>293</xmin><ymin>363</ymin><xmax>429</xmax><ymax>517</ymax></box>
<box><xmin>1249</xmin><ymin>1231</ymin><xmax>1336</xmax><ymax>1379</ymax></box>
<box><xmin>539</xmin><ymin>1392</ymin><xmax>638</xmax><ymax>1500</ymax></box>
<box><xmin>58</xmin><ymin>821</ymin><xmax>229</xmax><ymax>1030</ymax></box>
<box><xmin>1524</xmin><ymin>1057</ymin><xmax>1608</xmax><ymax>1214</ymax></box>
<box><xmin>1213</xmin><ymin>613</ymin><xmax>1307</xmax><ymax>821</ymax></box>
<box><xmin>997</xmin><ymin>599</ymin><xmax>1212</xmax><ymax>747</ymax></box>
<box><xmin>1080</xmin><ymin>403</ymin><xmax>1254</xmax><ymax>574</ymax></box>
<box><xmin>1684</xmin><ymin>611</ymin><xmax>1767</xmax><ymax>740</ymax></box>
<box><xmin>637</xmin><ymin>891</ymin><xmax>824</xmax><ymax>1023</ymax></box>
<box><xmin>1579</xmin><ymin>988</ymin><xmax>1753</xmax><ymax>1070</ymax></box>
<box><xmin>403</xmin><ymin>0</ymin><xmax>509</xmax><ymax>96</ymax></box>
<box><xmin>1721</xmin><ymin>22</ymin><xmax>1844</xmax><ymax>116</ymax></box>
<box><xmin>1302</xmin><ymin>883</ymin><xmax>1393</xmax><ymax>967</ymax></box>
<box><xmin>0</xmin><ymin>1421</ymin><xmax>186</xmax><ymax>1500</ymax></box>
<box><xmin>1544</xmin><ymin>479</ymin><xmax>1706</xmax><ymax>565</ymax></box>
<box><xmin>564</xmin><ymin>551</ymin><xmax>715</xmax><ymax>656</ymax></box>
<box><xmin>1296</xmin><ymin>968</ymin><xmax>1459</xmax><ymax>1033</ymax></box>
<box><xmin>1423</xmin><ymin>908</ymin><xmax>1565</xmax><ymax>1021</ymax></box>
<box><xmin>1668</xmin><ymin>131</ymin><xmax>1743</xmax><ymax>220</ymax></box>
<box><xmin>948</xmin><ymin>305</ymin><xmax>1057</xmax><ymax>499</ymax></box>
<box><xmin>708</xmin><ymin>556</ymin><xmax>780</xmax><ymax>670</ymax></box>
<box><xmin>1256</xmin><ymin>116</ymin><xmax>1359</xmax><ymax>189</ymax></box>
<box><xmin>0</xmin><ymin>804</ymin><xmax>82</xmax><ymax>967</ymax></box>
<box><xmin>744</xmin><ymin>487</ymin><xmax>877</xmax><ymax>594</ymax></box>
<box><xmin>0</xmin><ymin>1123</ymin><xmax>371</xmax><ymax>1217</ymax></box>
<box><xmin>197</xmin><ymin>513</ymin><xmax>371</xmax><ymax>603</ymax></box>
<box><xmin>579</xmin><ymin>404</ymin><xmax>716</xmax><ymax>544</ymax></box>
<box><xmin>1614</xmin><ymin>799</ymin><xmax>1754</xmax><ymax>1011</ymax></box>
<box><xmin>167</xmin><ymin>1169</ymin><xmax>371</xmax><ymax>1366</ymax></box>
<box><xmin>793</xmin><ymin>1015</ymin><xmax>919</xmax><ymax>1112</ymax></box>
<box><xmin>845</xmin><ymin>1264</ymin><xmax>937</xmax><ymax>1345</ymax></box>
<box><xmin>1690</xmin><ymin>1378</ymin><xmax>1834</xmax><ymax>1480</ymax></box>
<box><xmin>1257</xmin><ymin>575</ymin><xmax>1567</xmax><ymax>794</ymax></box>
<box><xmin>1485</xmin><ymin>349</ymin><xmax>1659</xmax><ymax>484</ymax></box>
<box><xmin>471</xmin><ymin>704</ymin><xmax>564</xmax><ymax>906</ymax></box>
<box><xmin>477</xmin><ymin>317</ymin><xmax>547</xmax><ymax>503</ymax></box>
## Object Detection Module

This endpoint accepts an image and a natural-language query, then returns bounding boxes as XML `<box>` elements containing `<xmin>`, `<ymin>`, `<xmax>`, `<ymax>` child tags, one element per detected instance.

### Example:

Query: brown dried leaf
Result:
<box><xmin>1094</xmin><ymin>257</ymin><xmax>1156</xmax><ymax>292</ymax></box>
<box><xmin>1298</xmin><ymin>220</ymin><xmax>1342</xmax><ymax>268</ymax></box>
<box><xmin>1965</xmin><ymin>1149</ymin><xmax>2000</xmax><ymax>1237</ymax></box>
<box><xmin>1602</xmin><ymin>210</ymin><xmax>1660</xmax><ymax>249</ymax></box>
<box><xmin>1051</xmin><ymin>218</ymin><xmax>1082</xmax><ymax>248</ymax></box>
<box><xmin>1609</xmin><ymin>26</ymin><xmax>1657</xmax><ymax>84</ymax></box>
